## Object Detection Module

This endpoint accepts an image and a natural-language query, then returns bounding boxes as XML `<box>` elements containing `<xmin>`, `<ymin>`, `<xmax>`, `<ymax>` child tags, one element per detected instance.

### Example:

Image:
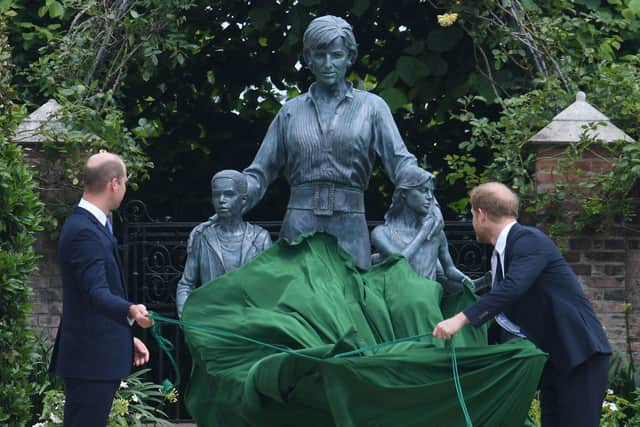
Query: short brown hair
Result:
<box><xmin>469</xmin><ymin>182</ymin><xmax>519</xmax><ymax>220</ymax></box>
<box><xmin>83</xmin><ymin>156</ymin><xmax>125</xmax><ymax>193</ymax></box>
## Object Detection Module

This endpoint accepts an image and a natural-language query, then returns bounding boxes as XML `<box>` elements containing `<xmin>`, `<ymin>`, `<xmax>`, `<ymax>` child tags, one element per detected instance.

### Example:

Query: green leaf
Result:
<box><xmin>352</xmin><ymin>0</ymin><xmax>370</xmax><ymax>17</ymax></box>
<box><xmin>130</xmin><ymin>9</ymin><xmax>140</xmax><ymax>18</ymax></box>
<box><xmin>378</xmin><ymin>71</ymin><xmax>398</xmax><ymax>90</ymax></box>
<box><xmin>574</xmin><ymin>0</ymin><xmax>601</xmax><ymax>8</ymax></box>
<box><xmin>396</xmin><ymin>56</ymin><xmax>430</xmax><ymax>85</ymax></box>
<box><xmin>379</xmin><ymin>87</ymin><xmax>409</xmax><ymax>112</ymax></box>
<box><xmin>47</xmin><ymin>0</ymin><xmax>63</xmax><ymax>18</ymax></box>
<box><xmin>423</xmin><ymin>54</ymin><xmax>448</xmax><ymax>77</ymax></box>
<box><xmin>629</xmin><ymin>0</ymin><xmax>640</xmax><ymax>14</ymax></box>
<box><xmin>426</xmin><ymin>27</ymin><xmax>463</xmax><ymax>53</ymax></box>
<box><xmin>0</xmin><ymin>0</ymin><xmax>13</xmax><ymax>12</ymax></box>
<box><xmin>248</xmin><ymin>8</ymin><xmax>270</xmax><ymax>30</ymax></box>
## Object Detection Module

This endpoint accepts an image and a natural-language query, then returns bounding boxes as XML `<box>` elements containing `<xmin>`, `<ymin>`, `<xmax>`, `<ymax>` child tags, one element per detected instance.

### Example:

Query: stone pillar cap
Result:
<box><xmin>529</xmin><ymin>92</ymin><xmax>634</xmax><ymax>145</ymax></box>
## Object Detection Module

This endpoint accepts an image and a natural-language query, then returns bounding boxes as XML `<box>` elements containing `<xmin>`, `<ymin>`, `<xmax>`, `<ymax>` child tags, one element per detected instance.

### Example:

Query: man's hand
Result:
<box><xmin>433</xmin><ymin>312</ymin><xmax>470</xmax><ymax>340</ymax></box>
<box><xmin>128</xmin><ymin>304</ymin><xmax>154</xmax><ymax>329</ymax></box>
<box><xmin>133</xmin><ymin>337</ymin><xmax>150</xmax><ymax>367</ymax></box>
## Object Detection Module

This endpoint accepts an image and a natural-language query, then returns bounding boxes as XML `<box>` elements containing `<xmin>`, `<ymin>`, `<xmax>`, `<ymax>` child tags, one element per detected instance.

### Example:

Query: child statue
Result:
<box><xmin>176</xmin><ymin>170</ymin><xmax>272</xmax><ymax>317</ymax></box>
<box><xmin>371</xmin><ymin>166</ymin><xmax>470</xmax><ymax>293</ymax></box>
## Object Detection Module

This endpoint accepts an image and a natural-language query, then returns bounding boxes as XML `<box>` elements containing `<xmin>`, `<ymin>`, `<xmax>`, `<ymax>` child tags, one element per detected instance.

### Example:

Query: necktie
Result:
<box><xmin>493</xmin><ymin>250</ymin><xmax>503</xmax><ymax>284</ymax></box>
<box><xmin>106</xmin><ymin>218</ymin><xmax>113</xmax><ymax>234</ymax></box>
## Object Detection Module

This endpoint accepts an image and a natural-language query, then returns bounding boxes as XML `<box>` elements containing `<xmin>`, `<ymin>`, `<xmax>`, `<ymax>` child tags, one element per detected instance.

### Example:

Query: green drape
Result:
<box><xmin>182</xmin><ymin>232</ymin><xmax>547</xmax><ymax>427</ymax></box>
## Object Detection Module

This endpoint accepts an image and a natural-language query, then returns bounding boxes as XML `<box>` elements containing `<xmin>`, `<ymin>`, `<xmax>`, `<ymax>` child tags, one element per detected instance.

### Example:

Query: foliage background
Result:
<box><xmin>2</xmin><ymin>0</ymin><xmax>640</xmax><ymax>423</ymax></box>
<box><xmin>0</xmin><ymin>12</ymin><xmax>45</xmax><ymax>424</ymax></box>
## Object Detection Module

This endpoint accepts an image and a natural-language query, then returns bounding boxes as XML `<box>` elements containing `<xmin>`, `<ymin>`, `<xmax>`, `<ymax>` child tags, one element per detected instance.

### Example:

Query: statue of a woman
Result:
<box><xmin>241</xmin><ymin>15</ymin><xmax>428</xmax><ymax>268</ymax></box>
<box><xmin>371</xmin><ymin>166</ymin><xmax>469</xmax><ymax>293</ymax></box>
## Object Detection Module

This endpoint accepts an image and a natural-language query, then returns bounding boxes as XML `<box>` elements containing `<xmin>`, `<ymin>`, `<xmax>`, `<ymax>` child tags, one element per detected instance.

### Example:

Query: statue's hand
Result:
<box><xmin>461</xmin><ymin>275</ymin><xmax>474</xmax><ymax>289</ymax></box>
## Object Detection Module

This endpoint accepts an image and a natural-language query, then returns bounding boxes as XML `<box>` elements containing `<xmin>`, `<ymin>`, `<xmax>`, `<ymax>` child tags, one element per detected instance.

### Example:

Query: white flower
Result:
<box><xmin>607</xmin><ymin>388</ymin><xmax>614</xmax><ymax>395</ymax></box>
<box><xmin>119</xmin><ymin>381</ymin><xmax>128</xmax><ymax>389</ymax></box>
<box><xmin>49</xmin><ymin>412</ymin><xmax>63</xmax><ymax>423</ymax></box>
<box><xmin>32</xmin><ymin>423</ymin><xmax>46</xmax><ymax>427</ymax></box>
<box><xmin>602</xmin><ymin>401</ymin><xmax>618</xmax><ymax>411</ymax></box>
<box><xmin>131</xmin><ymin>393</ymin><xmax>140</xmax><ymax>403</ymax></box>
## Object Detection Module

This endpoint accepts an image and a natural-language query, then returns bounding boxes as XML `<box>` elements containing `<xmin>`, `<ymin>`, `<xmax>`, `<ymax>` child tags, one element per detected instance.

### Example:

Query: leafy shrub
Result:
<box><xmin>32</xmin><ymin>369</ymin><xmax>174</xmax><ymax>427</ymax></box>
<box><xmin>0</xmin><ymin>139</ymin><xmax>45</xmax><ymax>424</ymax></box>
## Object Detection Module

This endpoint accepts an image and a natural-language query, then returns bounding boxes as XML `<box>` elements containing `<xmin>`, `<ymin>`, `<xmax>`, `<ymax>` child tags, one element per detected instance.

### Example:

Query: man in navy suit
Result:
<box><xmin>433</xmin><ymin>182</ymin><xmax>611</xmax><ymax>427</ymax></box>
<box><xmin>51</xmin><ymin>152</ymin><xmax>155</xmax><ymax>426</ymax></box>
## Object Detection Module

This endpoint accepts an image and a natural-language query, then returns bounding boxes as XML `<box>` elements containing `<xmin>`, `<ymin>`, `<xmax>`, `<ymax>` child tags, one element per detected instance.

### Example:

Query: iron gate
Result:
<box><xmin>118</xmin><ymin>200</ymin><xmax>490</xmax><ymax>421</ymax></box>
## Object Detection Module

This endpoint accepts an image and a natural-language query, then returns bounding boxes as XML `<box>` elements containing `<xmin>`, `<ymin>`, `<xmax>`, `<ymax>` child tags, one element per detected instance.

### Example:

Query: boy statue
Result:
<box><xmin>176</xmin><ymin>170</ymin><xmax>272</xmax><ymax>317</ymax></box>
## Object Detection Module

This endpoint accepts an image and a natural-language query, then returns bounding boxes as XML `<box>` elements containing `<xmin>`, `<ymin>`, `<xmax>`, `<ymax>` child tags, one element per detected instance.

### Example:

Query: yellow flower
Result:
<box><xmin>437</xmin><ymin>13</ymin><xmax>459</xmax><ymax>27</ymax></box>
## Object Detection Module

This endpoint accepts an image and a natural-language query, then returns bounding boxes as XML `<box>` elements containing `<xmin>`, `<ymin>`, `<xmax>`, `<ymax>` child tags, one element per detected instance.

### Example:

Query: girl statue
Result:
<box><xmin>371</xmin><ymin>166</ymin><xmax>470</xmax><ymax>293</ymax></box>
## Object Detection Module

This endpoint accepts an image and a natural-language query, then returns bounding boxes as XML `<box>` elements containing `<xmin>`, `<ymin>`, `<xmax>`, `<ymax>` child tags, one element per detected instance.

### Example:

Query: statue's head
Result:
<box><xmin>210</xmin><ymin>169</ymin><xmax>248</xmax><ymax>220</ymax></box>
<box><xmin>386</xmin><ymin>166</ymin><xmax>435</xmax><ymax>220</ymax></box>
<box><xmin>303</xmin><ymin>16</ymin><xmax>358</xmax><ymax>87</ymax></box>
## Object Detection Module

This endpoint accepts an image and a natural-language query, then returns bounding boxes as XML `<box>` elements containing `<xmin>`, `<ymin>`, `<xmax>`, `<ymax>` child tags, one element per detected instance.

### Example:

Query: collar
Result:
<box><xmin>78</xmin><ymin>198</ymin><xmax>108</xmax><ymax>227</ymax></box>
<box><xmin>306</xmin><ymin>81</ymin><xmax>354</xmax><ymax>104</ymax></box>
<box><xmin>494</xmin><ymin>220</ymin><xmax>518</xmax><ymax>257</ymax></box>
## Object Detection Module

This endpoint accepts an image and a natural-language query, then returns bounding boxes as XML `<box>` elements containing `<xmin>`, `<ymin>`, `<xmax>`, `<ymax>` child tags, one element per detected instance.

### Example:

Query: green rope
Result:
<box><xmin>334</xmin><ymin>332</ymin><xmax>435</xmax><ymax>358</ymax></box>
<box><xmin>451</xmin><ymin>336</ymin><xmax>473</xmax><ymax>427</ymax></box>
<box><xmin>148</xmin><ymin>312</ymin><xmax>473</xmax><ymax>426</ymax></box>
<box><xmin>150</xmin><ymin>320</ymin><xmax>181</xmax><ymax>393</ymax></box>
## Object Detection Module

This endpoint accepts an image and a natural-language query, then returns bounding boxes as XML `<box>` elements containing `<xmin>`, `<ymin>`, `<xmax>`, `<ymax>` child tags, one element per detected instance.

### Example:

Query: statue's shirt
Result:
<box><xmin>244</xmin><ymin>82</ymin><xmax>417</xmax><ymax>201</ymax></box>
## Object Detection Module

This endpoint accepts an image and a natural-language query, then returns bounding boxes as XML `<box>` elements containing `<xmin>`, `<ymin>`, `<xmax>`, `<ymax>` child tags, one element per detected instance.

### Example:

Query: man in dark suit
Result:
<box><xmin>433</xmin><ymin>182</ymin><xmax>611</xmax><ymax>427</ymax></box>
<box><xmin>51</xmin><ymin>152</ymin><xmax>155</xmax><ymax>426</ymax></box>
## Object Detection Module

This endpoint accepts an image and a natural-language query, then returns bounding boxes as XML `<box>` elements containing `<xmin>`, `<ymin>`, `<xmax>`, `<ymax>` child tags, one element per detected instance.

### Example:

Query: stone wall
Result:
<box><xmin>535</xmin><ymin>143</ymin><xmax>640</xmax><ymax>361</ymax></box>
<box><xmin>22</xmin><ymin>142</ymin><xmax>79</xmax><ymax>344</ymax></box>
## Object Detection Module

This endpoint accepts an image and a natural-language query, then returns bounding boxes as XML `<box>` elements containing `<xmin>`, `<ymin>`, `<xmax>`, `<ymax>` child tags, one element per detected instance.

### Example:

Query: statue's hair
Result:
<box><xmin>469</xmin><ymin>182</ymin><xmax>519</xmax><ymax>220</ymax></box>
<box><xmin>385</xmin><ymin>166</ymin><xmax>435</xmax><ymax>221</ymax></box>
<box><xmin>211</xmin><ymin>169</ymin><xmax>248</xmax><ymax>195</ymax></box>
<box><xmin>303</xmin><ymin>15</ymin><xmax>358</xmax><ymax>66</ymax></box>
<box><xmin>83</xmin><ymin>153</ymin><xmax>125</xmax><ymax>193</ymax></box>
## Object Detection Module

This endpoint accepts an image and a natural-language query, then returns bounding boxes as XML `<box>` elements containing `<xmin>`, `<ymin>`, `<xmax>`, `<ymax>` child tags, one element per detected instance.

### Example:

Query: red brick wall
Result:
<box><xmin>534</xmin><ymin>142</ymin><xmax>639</xmax><ymax>360</ymax></box>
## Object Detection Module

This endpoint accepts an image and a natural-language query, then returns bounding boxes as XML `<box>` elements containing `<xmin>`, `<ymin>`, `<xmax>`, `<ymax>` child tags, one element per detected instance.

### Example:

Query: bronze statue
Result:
<box><xmin>242</xmin><ymin>15</ymin><xmax>428</xmax><ymax>268</ymax></box>
<box><xmin>371</xmin><ymin>166</ymin><xmax>469</xmax><ymax>293</ymax></box>
<box><xmin>176</xmin><ymin>170</ymin><xmax>271</xmax><ymax>317</ymax></box>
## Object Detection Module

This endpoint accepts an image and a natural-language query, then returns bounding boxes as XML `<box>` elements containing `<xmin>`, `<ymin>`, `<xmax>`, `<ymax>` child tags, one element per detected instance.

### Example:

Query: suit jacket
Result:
<box><xmin>464</xmin><ymin>223</ymin><xmax>611</xmax><ymax>373</ymax></box>
<box><xmin>51</xmin><ymin>206</ymin><xmax>133</xmax><ymax>380</ymax></box>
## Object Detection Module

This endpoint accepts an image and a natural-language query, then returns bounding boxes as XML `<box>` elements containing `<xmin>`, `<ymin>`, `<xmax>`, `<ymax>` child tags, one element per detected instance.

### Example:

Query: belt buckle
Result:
<box><xmin>313</xmin><ymin>183</ymin><xmax>335</xmax><ymax>216</ymax></box>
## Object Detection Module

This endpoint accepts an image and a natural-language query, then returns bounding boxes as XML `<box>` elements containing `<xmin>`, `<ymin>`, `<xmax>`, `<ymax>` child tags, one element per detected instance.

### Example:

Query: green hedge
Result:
<box><xmin>0</xmin><ymin>139</ymin><xmax>45</xmax><ymax>425</ymax></box>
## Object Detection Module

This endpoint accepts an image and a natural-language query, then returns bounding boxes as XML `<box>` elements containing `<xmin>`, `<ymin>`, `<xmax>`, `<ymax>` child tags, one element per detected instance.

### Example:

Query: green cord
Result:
<box><xmin>451</xmin><ymin>336</ymin><xmax>473</xmax><ymax>427</ymax></box>
<box><xmin>150</xmin><ymin>320</ymin><xmax>181</xmax><ymax>391</ymax></box>
<box><xmin>148</xmin><ymin>312</ymin><xmax>473</xmax><ymax>426</ymax></box>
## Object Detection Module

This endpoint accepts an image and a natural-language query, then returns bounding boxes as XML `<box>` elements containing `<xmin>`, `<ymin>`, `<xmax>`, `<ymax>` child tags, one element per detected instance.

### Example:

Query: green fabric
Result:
<box><xmin>182</xmin><ymin>232</ymin><xmax>547</xmax><ymax>427</ymax></box>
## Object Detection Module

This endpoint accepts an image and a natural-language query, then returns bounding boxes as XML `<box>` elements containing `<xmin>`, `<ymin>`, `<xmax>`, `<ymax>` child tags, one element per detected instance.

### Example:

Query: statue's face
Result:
<box><xmin>404</xmin><ymin>182</ymin><xmax>434</xmax><ymax>216</ymax></box>
<box><xmin>211</xmin><ymin>178</ymin><xmax>245</xmax><ymax>219</ymax></box>
<box><xmin>308</xmin><ymin>37</ymin><xmax>351</xmax><ymax>89</ymax></box>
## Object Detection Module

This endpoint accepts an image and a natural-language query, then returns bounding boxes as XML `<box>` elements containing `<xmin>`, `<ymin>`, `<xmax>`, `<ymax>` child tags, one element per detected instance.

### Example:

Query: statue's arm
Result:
<box><xmin>243</xmin><ymin>111</ymin><xmax>287</xmax><ymax>211</ymax></box>
<box><xmin>176</xmin><ymin>230</ymin><xmax>202</xmax><ymax>318</ymax></box>
<box><xmin>371</xmin><ymin>225</ymin><xmax>402</xmax><ymax>257</ymax></box>
<box><xmin>437</xmin><ymin>231</ymin><xmax>470</xmax><ymax>285</ymax></box>
<box><xmin>371</xmin><ymin>96</ymin><xmax>418</xmax><ymax>184</ymax></box>
<box><xmin>372</xmin><ymin>222</ymin><xmax>430</xmax><ymax>259</ymax></box>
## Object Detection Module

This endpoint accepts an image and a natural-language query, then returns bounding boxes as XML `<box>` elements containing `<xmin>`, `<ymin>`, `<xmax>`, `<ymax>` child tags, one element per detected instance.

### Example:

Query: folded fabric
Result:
<box><xmin>182</xmin><ymin>232</ymin><xmax>547</xmax><ymax>427</ymax></box>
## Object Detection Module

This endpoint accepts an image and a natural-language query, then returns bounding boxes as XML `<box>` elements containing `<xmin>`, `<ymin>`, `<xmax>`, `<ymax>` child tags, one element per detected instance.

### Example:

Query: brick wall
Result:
<box><xmin>22</xmin><ymin>143</ymin><xmax>80</xmax><ymax>344</ymax></box>
<box><xmin>534</xmin><ymin>142</ymin><xmax>639</xmax><ymax>361</ymax></box>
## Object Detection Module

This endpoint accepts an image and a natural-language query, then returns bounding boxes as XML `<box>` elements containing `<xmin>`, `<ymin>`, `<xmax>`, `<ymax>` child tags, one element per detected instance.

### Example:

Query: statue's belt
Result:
<box><xmin>288</xmin><ymin>182</ymin><xmax>365</xmax><ymax>216</ymax></box>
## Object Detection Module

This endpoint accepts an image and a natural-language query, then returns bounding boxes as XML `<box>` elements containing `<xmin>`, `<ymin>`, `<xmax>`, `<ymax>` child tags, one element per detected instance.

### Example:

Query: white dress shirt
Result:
<box><xmin>492</xmin><ymin>220</ymin><xmax>526</xmax><ymax>338</ymax></box>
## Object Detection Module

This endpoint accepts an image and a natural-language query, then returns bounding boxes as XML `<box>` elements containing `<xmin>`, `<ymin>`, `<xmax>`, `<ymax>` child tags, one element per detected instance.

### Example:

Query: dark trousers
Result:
<box><xmin>539</xmin><ymin>353</ymin><xmax>610</xmax><ymax>427</ymax></box>
<box><xmin>63</xmin><ymin>377</ymin><xmax>120</xmax><ymax>427</ymax></box>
